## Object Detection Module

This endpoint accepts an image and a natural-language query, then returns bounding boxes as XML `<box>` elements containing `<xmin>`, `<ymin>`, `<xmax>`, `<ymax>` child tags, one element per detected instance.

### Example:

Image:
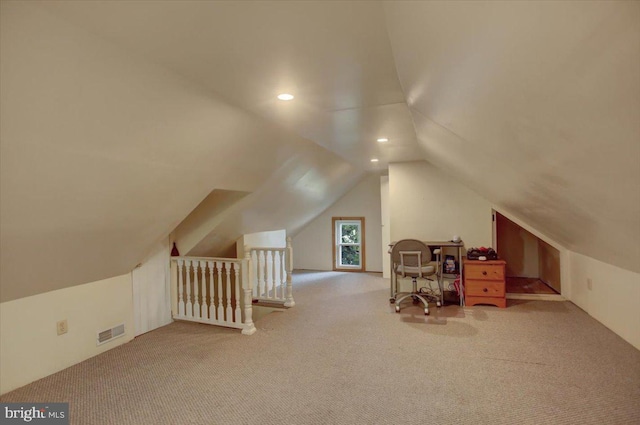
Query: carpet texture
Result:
<box><xmin>2</xmin><ymin>271</ymin><xmax>639</xmax><ymax>424</ymax></box>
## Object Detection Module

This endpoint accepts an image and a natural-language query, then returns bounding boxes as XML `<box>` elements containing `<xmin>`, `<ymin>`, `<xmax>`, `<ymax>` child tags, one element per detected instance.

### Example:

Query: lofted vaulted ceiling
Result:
<box><xmin>37</xmin><ymin>0</ymin><xmax>423</xmax><ymax>170</ymax></box>
<box><xmin>1</xmin><ymin>1</ymin><xmax>638</xmax><ymax>301</ymax></box>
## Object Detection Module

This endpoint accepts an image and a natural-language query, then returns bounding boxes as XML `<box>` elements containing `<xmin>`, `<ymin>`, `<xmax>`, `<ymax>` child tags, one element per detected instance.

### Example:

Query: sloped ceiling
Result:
<box><xmin>1</xmin><ymin>1</ymin><xmax>638</xmax><ymax>302</ymax></box>
<box><xmin>383</xmin><ymin>1</ymin><xmax>640</xmax><ymax>272</ymax></box>
<box><xmin>35</xmin><ymin>0</ymin><xmax>423</xmax><ymax>170</ymax></box>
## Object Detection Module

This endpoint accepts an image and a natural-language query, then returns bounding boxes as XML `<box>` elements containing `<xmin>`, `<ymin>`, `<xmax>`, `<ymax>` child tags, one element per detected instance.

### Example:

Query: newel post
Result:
<box><xmin>284</xmin><ymin>237</ymin><xmax>296</xmax><ymax>307</ymax></box>
<box><xmin>241</xmin><ymin>245</ymin><xmax>257</xmax><ymax>335</ymax></box>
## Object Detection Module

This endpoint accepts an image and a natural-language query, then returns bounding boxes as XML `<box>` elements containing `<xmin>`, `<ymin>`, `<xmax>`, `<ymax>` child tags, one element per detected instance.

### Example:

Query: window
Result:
<box><xmin>332</xmin><ymin>217</ymin><xmax>365</xmax><ymax>271</ymax></box>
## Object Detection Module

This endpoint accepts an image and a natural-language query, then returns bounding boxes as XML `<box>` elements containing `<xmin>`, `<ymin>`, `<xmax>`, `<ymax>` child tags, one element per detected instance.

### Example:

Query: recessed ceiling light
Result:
<box><xmin>377</xmin><ymin>138</ymin><xmax>388</xmax><ymax>143</ymax></box>
<box><xmin>370</xmin><ymin>158</ymin><xmax>379</xmax><ymax>163</ymax></box>
<box><xmin>277</xmin><ymin>93</ymin><xmax>294</xmax><ymax>101</ymax></box>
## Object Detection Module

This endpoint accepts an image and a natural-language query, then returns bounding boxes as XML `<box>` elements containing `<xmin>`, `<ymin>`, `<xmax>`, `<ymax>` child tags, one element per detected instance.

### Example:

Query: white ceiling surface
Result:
<box><xmin>37</xmin><ymin>0</ymin><xmax>421</xmax><ymax>170</ymax></box>
<box><xmin>1</xmin><ymin>2</ymin><xmax>639</xmax><ymax>302</ymax></box>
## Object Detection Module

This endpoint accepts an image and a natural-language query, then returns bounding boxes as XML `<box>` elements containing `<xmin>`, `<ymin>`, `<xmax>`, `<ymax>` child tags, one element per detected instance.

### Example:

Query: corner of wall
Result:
<box><xmin>567</xmin><ymin>252</ymin><xmax>640</xmax><ymax>351</ymax></box>
<box><xmin>0</xmin><ymin>273</ymin><xmax>134</xmax><ymax>395</ymax></box>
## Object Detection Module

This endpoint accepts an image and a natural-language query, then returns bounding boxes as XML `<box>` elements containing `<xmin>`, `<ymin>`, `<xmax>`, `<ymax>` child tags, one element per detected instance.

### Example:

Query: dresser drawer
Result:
<box><xmin>465</xmin><ymin>279</ymin><xmax>505</xmax><ymax>297</ymax></box>
<box><xmin>465</xmin><ymin>263</ymin><xmax>505</xmax><ymax>281</ymax></box>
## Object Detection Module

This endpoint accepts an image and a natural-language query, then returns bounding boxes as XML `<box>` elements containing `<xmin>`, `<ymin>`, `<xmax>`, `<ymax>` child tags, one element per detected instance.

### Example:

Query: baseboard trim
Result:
<box><xmin>506</xmin><ymin>293</ymin><xmax>565</xmax><ymax>301</ymax></box>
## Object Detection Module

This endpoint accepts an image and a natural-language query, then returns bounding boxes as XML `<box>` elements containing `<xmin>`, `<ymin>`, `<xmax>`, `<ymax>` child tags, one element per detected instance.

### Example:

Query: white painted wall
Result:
<box><xmin>132</xmin><ymin>238</ymin><xmax>172</xmax><ymax>337</ymax></box>
<box><xmin>0</xmin><ymin>274</ymin><xmax>134</xmax><ymax>395</ymax></box>
<box><xmin>293</xmin><ymin>173</ymin><xmax>383</xmax><ymax>272</ymax></box>
<box><xmin>236</xmin><ymin>229</ymin><xmax>287</xmax><ymax>258</ymax></box>
<box><xmin>389</xmin><ymin>161</ymin><xmax>493</xmax><ymax>251</ymax></box>
<box><xmin>380</xmin><ymin>176</ymin><xmax>390</xmax><ymax>278</ymax></box>
<box><xmin>569</xmin><ymin>252</ymin><xmax>640</xmax><ymax>351</ymax></box>
<box><xmin>243</xmin><ymin>230</ymin><xmax>287</xmax><ymax>249</ymax></box>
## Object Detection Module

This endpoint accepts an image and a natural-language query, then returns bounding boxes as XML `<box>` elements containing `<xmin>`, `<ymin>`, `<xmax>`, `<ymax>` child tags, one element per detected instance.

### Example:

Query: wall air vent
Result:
<box><xmin>97</xmin><ymin>323</ymin><xmax>125</xmax><ymax>346</ymax></box>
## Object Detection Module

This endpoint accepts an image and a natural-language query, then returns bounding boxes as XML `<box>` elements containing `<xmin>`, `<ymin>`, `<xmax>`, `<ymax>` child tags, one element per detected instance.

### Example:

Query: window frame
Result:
<box><xmin>332</xmin><ymin>217</ymin><xmax>366</xmax><ymax>272</ymax></box>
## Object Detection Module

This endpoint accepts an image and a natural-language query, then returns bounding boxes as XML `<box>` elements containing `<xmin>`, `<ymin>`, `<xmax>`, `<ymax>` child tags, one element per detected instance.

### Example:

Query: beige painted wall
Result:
<box><xmin>389</xmin><ymin>161</ymin><xmax>493</xmax><ymax>252</ymax></box>
<box><xmin>243</xmin><ymin>230</ymin><xmax>287</xmax><ymax>249</ymax></box>
<box><xmin>538</xmin><ymin>239</ymin><xmax>561</xmax><ymax>293</ymax></box>
<box><xmin>0</xmin><ymin>274</ymin><xmax>134</xmax><ymax>394</ymax></box>
<box><xmin>293</xmin><ymin>173</ymin><xmax>383</xmax><ymax>272</ymax></box>
<box><xmin>569</xmin><ymin>252</ymin><xmax>640</xmax><ymax>350</ymax></box>
<box><xmin>173</xmin><ymin>190</ymin><xmax>250</xmax><ymax>257</ymax></box>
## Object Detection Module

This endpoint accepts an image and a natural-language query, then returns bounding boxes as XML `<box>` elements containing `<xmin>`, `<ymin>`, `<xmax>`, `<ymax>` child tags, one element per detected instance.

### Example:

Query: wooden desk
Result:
<box><xmin>388</xmin><ymin>240</ymin><xmax>465</xmax><ymax>307</ymax></box>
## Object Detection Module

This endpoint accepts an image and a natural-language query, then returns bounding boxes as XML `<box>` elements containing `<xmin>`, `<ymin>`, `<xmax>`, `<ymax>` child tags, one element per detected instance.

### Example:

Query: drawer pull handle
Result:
<box><xmin>483</xmin><ymin>288</ymin><xmax>488</xmax><ymax>292</ymax></box>
<box><xmin>482</xmin><ymin>271</ymin><xmax>487</xmax><ymax>276</ymax></box>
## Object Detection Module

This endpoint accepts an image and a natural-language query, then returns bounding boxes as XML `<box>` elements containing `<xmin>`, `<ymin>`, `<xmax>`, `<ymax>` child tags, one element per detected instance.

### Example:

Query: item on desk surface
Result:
<box><xmin>467</xmin><ymin>247</ymin><xmax>497</xmax><ymax>260</ymax></box>
<box><xmin>443</xmin><ymin>274</ymin><xmax>462</xmax><ymax>305</ymax></box>
<box><xmin>444</xmin><ymin>255</ymin><xmax>457</xmax><ymax>274</ymax></box>
<box><xmin>452</xmin><ymin>274</ymin><xmax>461</xmax><ymax>294</ymax></box>
<box><xmin>452</xmin><ymin>235</ymin><xmax>461</xmax><ymax>243</ymax></box>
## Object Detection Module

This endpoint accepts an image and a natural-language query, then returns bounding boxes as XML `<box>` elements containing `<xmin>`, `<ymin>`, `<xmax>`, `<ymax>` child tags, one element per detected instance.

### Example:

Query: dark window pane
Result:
<box><xmin>340</xmin><ymin>246</ymin><xmax>360</xmax><ymax>266</ymax></box>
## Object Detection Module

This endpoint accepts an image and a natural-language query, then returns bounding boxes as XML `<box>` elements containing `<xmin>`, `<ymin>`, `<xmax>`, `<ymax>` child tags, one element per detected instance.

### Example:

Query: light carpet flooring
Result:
<box><xmin>2</xmin><ymin>271</ymin><xmax>639</xmax><ymax>424</ymax></box>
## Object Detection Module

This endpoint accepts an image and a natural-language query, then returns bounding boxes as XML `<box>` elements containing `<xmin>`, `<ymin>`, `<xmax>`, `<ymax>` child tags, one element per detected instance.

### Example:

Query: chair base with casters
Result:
<box><xmin>392</xmin><ymin>276</ymin><xmax>442</xmax><ymax>315</ymax></box>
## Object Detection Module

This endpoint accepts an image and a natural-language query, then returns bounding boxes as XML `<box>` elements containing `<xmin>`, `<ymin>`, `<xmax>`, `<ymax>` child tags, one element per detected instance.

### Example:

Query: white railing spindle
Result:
<box><xmin>216</xmin><ymin>261</ymin><xmax>224</xmax><ymax>321</ymax></box>
<box><xmin>225</xmin><ymin>262</ymin><xmax>232</xmax><ymax>322</ymax></box>
<box><xmin>258</xmin><ymin>250</ymin><xmax>266</xmax><ymax>298</ymax></box>
<box><xmin>266</xmin><ymin>250</ymin><xmax>273</xmax><ymax>299</ymax></box>
<box><xmin>279</xmin><ymin>250</ymin><xmax>286</xmax><ymax>300</ymax></box>
<box><xmin>208</xmin><ymin>261</ymin><xmax>214</xmax><ymax>320</ymax></box>
<box><xmin>170</xmin><ymin>242</ymin><xmax>292</xmax><ymax>334</ymax></box>
<box><xmin>247</xmin><ymin>244</ymin><xmax>294</xmax><ymax>307</ymax></box>
<box><xmin>251</xmin><ymin>250</ymin><xmax>258</xmax><ymax>298</ymax></box>
<box><xmin>177</xmin><ymin>259</ymin><xmax>185</xmax><ymax>317</ymax></box>
<box><xmin>185</xmin><ymin>260</ymin><xmax>193</xmax><ymax>317</ymax></box>
<box><xmin>193</xmin><ymin>260</ymin><xmax>200</xmax><ymax>319</ymax></box>
<box><xmin>234</xmin><ymin>264</ymin><xmax>241</xmax><ymax>323</ymax></box>
<box><xmin>200</xmin><ymin>260</ymin><xmax>207</xmax><ymax>319</ymax></box>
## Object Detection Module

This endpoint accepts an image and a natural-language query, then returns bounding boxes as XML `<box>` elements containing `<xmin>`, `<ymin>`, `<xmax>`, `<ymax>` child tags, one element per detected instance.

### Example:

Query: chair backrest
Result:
<box><xmin>391</xmin><ymin>239</ymin><xmax>432</xmax><ymax>277</ymax></box>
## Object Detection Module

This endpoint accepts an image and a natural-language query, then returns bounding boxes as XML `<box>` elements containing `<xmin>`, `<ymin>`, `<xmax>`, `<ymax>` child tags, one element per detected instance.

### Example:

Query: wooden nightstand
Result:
<box><xmin>463</xmin><ymin>258</ymin><xmax>507</xmax><ymax>308</ymax></box>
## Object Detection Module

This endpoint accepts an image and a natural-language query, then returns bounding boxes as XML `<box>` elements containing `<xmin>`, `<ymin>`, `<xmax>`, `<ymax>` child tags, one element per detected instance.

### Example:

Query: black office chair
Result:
<box><xmin>390</xmin><ymin>239</ymin><xmax>442</xmax><ymax>315</ymax></box>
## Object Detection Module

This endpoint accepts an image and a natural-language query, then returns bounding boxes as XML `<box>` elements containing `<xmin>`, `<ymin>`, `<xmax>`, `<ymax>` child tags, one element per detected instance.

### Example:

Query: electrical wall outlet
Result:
<box><xmin>56</xmin><ymin>319</ymin><xmax>68</xmax><ymax>335</ymax></box>
<box><xmin>587</xmin><ymin>278</ymin><xmax>593</xmax><ymax>291</ymax></box>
